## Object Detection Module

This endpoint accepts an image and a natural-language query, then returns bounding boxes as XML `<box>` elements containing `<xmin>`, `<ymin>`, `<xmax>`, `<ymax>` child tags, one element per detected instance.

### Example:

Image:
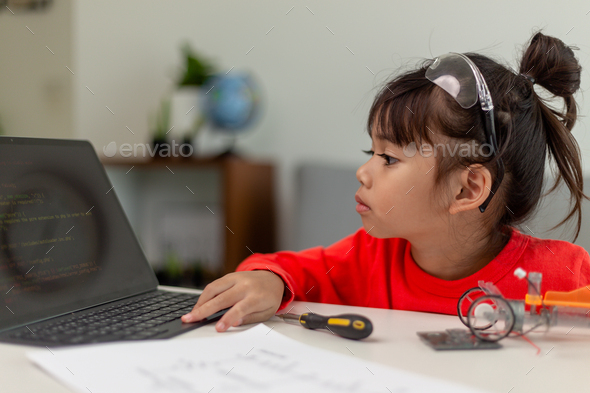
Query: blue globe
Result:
<box><xmin>202</xmin><ymin>72</ymin><xmax>262</xmax><ymax>133</ymax></box>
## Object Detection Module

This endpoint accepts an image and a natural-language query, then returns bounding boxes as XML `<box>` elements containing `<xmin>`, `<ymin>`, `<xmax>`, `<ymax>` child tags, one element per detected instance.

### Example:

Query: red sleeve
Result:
<box><xmin>236</xmin><ymin>228</ymin><xmax>374</xmax><ymax>311</ymax></box>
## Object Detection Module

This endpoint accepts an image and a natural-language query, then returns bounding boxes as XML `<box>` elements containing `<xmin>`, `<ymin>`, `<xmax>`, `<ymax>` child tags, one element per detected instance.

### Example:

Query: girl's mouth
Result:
<box><xmin>355</xmin><ymin>195</ymin><xmax>370</xmax><ymax>213</ymax></box>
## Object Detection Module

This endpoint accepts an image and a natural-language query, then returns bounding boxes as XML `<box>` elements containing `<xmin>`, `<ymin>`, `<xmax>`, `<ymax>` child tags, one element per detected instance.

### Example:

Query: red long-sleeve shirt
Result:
<box><xmin>236</xmin><ymin>228</ymin><xmax>590</xmax><ymax>314</ymax></box>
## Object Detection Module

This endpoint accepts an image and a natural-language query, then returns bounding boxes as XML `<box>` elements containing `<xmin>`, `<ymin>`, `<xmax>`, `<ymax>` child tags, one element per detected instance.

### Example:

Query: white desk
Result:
<box><xmin>2</xmin><ymin>286</ymin><xmax>589</xmax><ymax>393</ymax></box>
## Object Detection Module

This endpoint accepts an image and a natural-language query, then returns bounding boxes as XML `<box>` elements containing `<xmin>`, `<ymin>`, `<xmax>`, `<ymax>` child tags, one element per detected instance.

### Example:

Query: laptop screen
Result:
<box><xmin>0</xmin><ymin>137</ymin><xmax>158</xmax><ymax>331</ymax></box>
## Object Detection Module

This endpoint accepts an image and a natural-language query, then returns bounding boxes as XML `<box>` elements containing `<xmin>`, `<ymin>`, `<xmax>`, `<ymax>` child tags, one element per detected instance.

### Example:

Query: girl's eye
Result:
<box><xmin>362</xmin><ymin>149</ymin><xmax>374</xmax><ymax>156</ymax></box>
<box><xmin>377</xmin><ymin>153</ymin><xmax>398</xmax><ymax>166</ymax></box>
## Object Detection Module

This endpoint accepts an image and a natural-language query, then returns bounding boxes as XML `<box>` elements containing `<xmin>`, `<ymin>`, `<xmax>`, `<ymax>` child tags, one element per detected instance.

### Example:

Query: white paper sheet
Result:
<box><xmin>28</xmin><ymin>324</ymin><xmax>487</xmax><ymax>393</ymax></box>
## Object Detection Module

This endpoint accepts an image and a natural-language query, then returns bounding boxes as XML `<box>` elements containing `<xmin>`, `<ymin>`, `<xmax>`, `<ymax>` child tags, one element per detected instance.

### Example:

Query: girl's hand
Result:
<box><xmin>181</xmin><ymin>270</ymin><xmax>285</xmax><ymax>332</ymax></box>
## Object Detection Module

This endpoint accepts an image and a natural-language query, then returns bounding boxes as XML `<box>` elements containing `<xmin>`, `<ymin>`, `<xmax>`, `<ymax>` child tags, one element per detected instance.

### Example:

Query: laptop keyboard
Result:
<box><xmin>8</xmin><ymin>291</ymin><xmax>200</xmax><ymax>345</ymax></box>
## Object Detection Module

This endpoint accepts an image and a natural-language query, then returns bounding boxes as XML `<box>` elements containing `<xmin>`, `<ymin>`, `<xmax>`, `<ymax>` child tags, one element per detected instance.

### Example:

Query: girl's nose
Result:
<box><xmin>356</xmin><ymin>160</ymin><xmax>372</xmax><ymax>188</ymax></box>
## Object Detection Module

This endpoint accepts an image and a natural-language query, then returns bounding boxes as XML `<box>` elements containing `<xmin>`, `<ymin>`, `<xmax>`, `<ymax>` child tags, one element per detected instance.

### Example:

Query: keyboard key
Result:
<box><xmin>11</xmin><ymin>291</ymin><xmax>199</xmax><ymax>344</ymax></box>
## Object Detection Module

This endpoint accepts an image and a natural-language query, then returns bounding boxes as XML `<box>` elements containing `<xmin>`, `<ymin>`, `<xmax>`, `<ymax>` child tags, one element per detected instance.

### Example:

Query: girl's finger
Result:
<box><xmin>215</xmin><ymin>300</ymin><xmax>275</xmax><ymax>332</ymax></box>
<box><xmin>182</xmin><ymin>286</ymin><xmax>243</xmax><ymax>323</ymax></box>
<box><xmin>194</xmin><ymin>275</ymin><xmax>237</xmax><ymax>308</ymax></box>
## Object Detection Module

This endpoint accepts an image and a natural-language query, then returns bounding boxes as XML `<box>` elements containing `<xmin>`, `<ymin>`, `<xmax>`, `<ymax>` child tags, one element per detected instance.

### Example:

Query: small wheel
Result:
<box><xmin>466</xmin><ymin>295</ymin><xmax>515</xmax><ymax>342</ymax></box>
<box><xmin>457</xmin><ymin>287</ymin><xmax>490</xmax><ymax>328</ymax></box>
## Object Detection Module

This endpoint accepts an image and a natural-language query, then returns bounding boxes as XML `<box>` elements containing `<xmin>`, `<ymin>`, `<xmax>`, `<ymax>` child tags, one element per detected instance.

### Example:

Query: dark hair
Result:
<box><xmin>367</xmin><ymin>31</ymin><xmax>587</xmax><ymax>244</ymax></box>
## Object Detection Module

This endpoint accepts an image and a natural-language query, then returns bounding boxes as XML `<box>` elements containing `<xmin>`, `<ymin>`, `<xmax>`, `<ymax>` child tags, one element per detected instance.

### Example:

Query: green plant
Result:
<box><xmin>150</xmin><ymin>97</ymin><xmax>171</xmax><ymax>140</ymax></box>
<box><xmin>188</xmin><ymin>113</ymin><xmax>206</xmax><ymax>139</ymax></box>
<box><xmin>177</xmin><ymin>43</ymin><xmax>216</xmax><ymax>87</ymax></box>
<box><xmin>163</xmin><ymin>250</ymin><xmax>183</xmax><ymax>280</ymax></box>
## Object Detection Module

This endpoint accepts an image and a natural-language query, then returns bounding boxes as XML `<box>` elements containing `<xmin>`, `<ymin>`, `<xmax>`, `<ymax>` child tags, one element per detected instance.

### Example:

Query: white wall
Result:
<box><xmin>3</xmin><ymin>1</ymin><xmax>590</xmax><ymax>250</ymax></box>
<box><xmin>0</xmin><ymin>0</ymin><xmax>73</xmax><ymax>138</ymax></box>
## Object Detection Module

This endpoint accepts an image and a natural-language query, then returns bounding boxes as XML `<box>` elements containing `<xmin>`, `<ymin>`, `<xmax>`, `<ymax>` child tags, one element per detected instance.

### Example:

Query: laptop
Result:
<box><xmin>0</xmin><ymin>136</ymin><xmax>227</xmax><ymax>346</ymax></box>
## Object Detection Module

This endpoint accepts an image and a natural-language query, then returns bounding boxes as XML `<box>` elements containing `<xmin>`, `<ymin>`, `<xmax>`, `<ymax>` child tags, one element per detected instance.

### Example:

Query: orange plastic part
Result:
<box><xmin>526</xmin><ymin>286</ymin><xmax>590</xmax><ymax>308</ymax></box>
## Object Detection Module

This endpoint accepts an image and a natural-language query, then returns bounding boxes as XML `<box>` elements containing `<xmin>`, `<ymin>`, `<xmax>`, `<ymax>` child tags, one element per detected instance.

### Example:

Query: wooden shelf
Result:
<box><xmin>102</xmin><ymin>154</ymin><xmax>276</xmax><ymax>277</ymax></box>
<box><xmin>101</xmin><ymin>155</ymin><xmax>230</xmax><ymax>168</ymax></box>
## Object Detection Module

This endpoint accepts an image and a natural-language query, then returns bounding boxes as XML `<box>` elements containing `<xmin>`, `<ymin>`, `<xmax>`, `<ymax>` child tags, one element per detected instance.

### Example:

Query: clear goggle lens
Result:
<box><xmin>425</xmin><ymin>52</ymin><xmax>492</xmax><ymax>111</ymax></box>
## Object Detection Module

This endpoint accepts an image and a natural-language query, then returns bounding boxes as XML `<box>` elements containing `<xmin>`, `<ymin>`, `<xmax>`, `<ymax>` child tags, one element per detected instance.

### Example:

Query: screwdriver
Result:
<box><xmin>277</xmin><ymin>312</ymin><xmax>373</xmax><ymax>340</ymax></box>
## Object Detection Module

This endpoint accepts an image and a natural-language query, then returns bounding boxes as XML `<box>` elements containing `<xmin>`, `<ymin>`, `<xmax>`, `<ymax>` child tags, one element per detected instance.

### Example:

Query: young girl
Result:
<box><xmin>182</xmin><ymin>32</ymin><xmax>590</xmax><ymax>332</ymax></box>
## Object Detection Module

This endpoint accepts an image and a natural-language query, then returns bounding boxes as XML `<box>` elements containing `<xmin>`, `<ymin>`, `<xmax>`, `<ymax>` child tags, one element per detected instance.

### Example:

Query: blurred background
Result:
<box><xmin>1</xmin><ymin>0</ymin><xmax>590</xmax><ymax>287</ymax></box>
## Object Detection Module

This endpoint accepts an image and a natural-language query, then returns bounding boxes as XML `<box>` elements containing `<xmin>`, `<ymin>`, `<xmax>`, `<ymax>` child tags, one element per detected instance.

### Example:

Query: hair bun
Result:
<box><xmin>520</xmin><ymin>32</ymin><xmax>581</xmax><ymax>97</ymax></box>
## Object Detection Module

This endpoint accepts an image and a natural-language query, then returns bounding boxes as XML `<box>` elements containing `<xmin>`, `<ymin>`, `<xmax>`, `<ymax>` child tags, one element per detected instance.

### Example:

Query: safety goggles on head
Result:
<box><xmin>425</xmin><ymin>52</ymin><xmax>505</xmax><ymax>213</ymax></box>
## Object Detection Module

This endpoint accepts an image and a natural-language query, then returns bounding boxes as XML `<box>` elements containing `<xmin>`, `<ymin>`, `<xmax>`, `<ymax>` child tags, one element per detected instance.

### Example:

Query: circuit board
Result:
<box><xmin>417</xmin><ymin>329</ymin><xmax>502</xmax><ymax>350</ymax></box>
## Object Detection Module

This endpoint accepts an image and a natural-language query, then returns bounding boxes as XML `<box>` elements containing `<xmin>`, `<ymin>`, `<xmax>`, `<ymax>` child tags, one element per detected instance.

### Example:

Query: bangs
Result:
<box><xmin>367</xmin><ymin>66</ymin><xmax>464</xmax><ymax>147</ymax></box>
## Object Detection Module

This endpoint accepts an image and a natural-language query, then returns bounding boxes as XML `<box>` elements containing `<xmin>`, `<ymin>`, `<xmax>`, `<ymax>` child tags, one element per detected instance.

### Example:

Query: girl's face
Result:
<box><xmin>355</xmin><ymin>136</ymin><xmax>448</xmax><ymax>239</ymax></box>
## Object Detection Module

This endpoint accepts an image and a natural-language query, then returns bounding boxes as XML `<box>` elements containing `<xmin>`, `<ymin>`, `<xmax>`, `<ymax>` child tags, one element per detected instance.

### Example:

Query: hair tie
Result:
<box><xmin>521</xmin><ymin>74</ymin><xmax>536</xmax><ymax>85</ymax></box>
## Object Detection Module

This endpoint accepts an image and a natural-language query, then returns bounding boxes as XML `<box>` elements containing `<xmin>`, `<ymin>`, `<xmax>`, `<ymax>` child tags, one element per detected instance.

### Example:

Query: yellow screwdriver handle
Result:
<box><xmin>299</xmin><ymin>313</ymin><xmax>373</xmax><ymax>340</ymax></box>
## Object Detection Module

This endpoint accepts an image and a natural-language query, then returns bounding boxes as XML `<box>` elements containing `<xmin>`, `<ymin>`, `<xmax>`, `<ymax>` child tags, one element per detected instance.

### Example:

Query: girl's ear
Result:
<box><xmin>449</xmin><ymin>164</ymin><xmax>493</xmax><ymax>215</ymax></box>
